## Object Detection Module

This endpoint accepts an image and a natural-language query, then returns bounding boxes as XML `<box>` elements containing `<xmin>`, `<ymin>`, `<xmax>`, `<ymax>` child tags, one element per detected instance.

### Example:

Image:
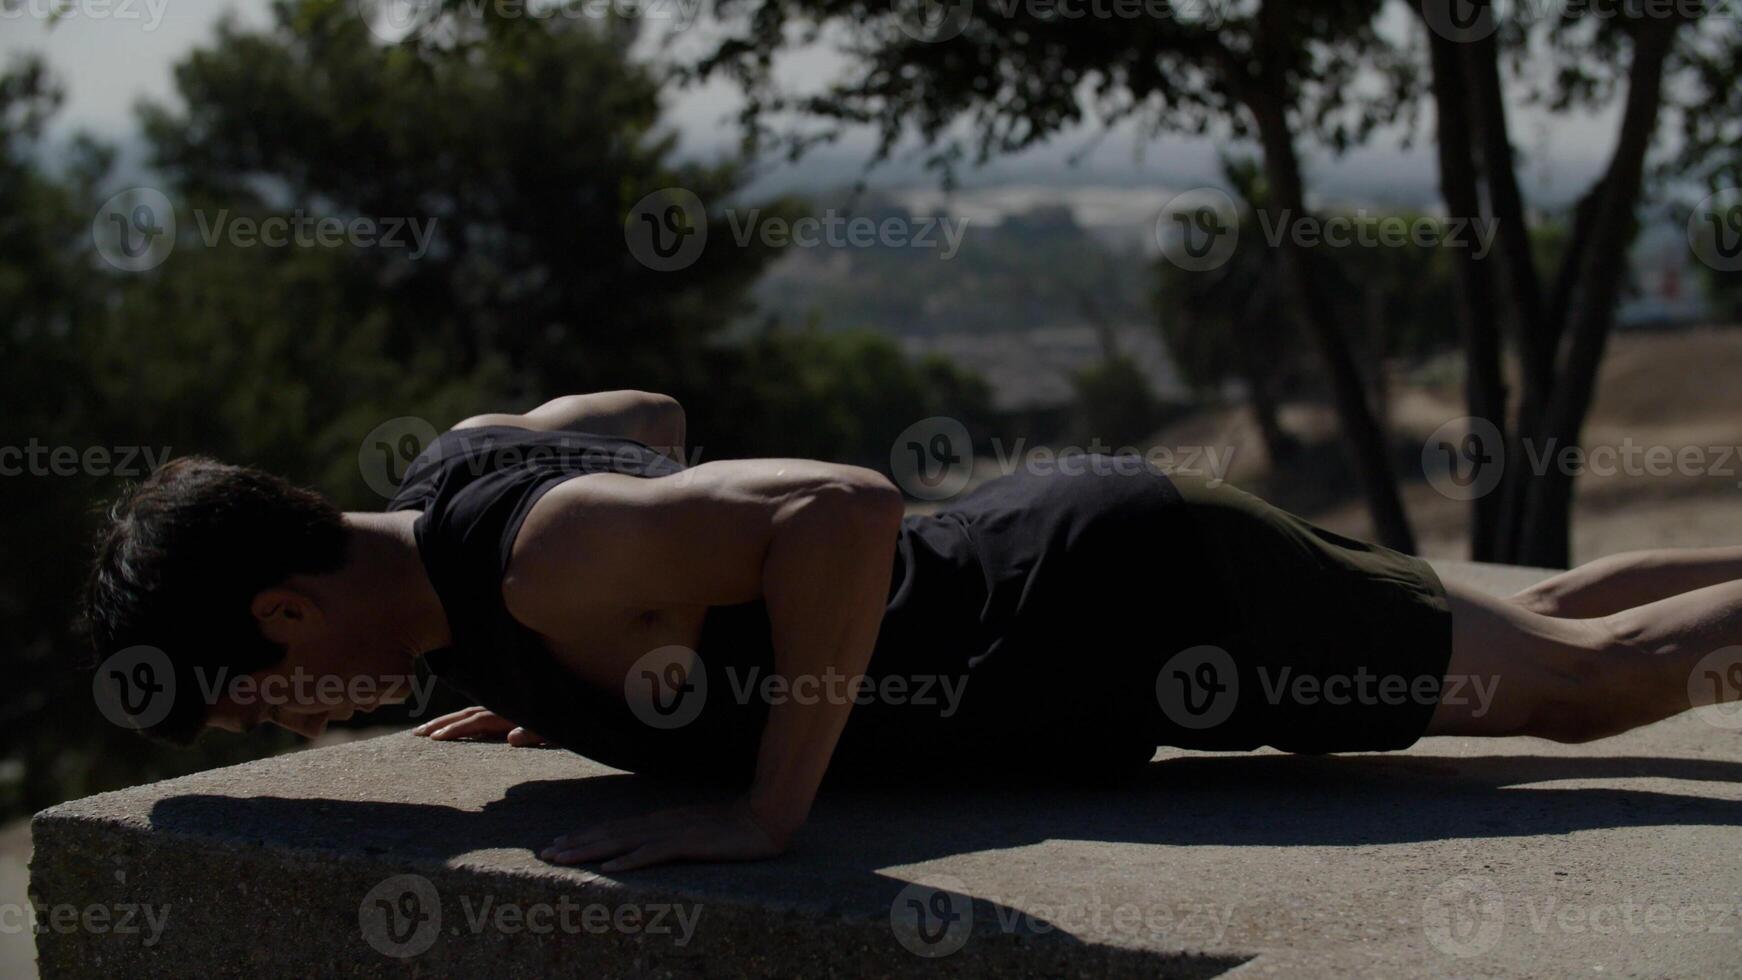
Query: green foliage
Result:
<box><xmin>683</xmin><ymin>326</ymin><xmax>996</xmax><ymax>466</ymax></box>
<box><xmin>1069</xmin><ymin>355</ymin><xmax>1161</xmax><ymax>447</ymax></box>
<box><xmin>1154</xmin><ymin>158</ymin><xmax>1459</xmax><ymax>402</ymax></box>
<box><xmin>138</xmin><ymin>0</ymin><xmax>775</xmax><ymax>397</ymax></box>
<box><xmin>688</xmin><ymin>0</ymin><xmax>1413</xmax><ymax>180</ymax></box>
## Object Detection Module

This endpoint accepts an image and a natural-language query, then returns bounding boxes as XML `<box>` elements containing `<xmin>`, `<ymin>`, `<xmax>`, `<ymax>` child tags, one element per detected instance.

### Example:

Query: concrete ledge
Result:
<box><xmin>30</xmin><ymin>562</ymin><xmax>1742</xmax><ymax>976</ymax></box>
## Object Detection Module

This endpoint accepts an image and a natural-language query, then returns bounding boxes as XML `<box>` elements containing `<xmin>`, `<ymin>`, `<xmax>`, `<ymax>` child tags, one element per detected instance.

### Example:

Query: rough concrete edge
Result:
<box><xmin>29</xmin><ymin>803</ymin><xmax>1250</xmax><ymax>979</ymax></box>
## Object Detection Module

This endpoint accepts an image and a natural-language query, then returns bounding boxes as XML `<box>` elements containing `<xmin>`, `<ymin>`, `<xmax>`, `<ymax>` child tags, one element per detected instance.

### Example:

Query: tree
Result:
<box><xmin>688</xmin><ymin>0</ymin><xmax>1740</xmax><ymax>564</ymax></box>
<box><xmin>689</xmin><ymin>0</ymin><xmax>1421</xmax><ymax>548</ymax></box>
<box><xmin>140</xmin><ymin>0</ymin><xmax>780</xmax><ymax>402</ymax></box>
<box><xmin>1154</xmin><ymin>157</ymin><xmax>1302</xmax><ymax>464</ymax></box>
<box><xmin>1415</xmin><ymin>0</ymin><xmax>1733</xmax><ymax>565</ymax></box>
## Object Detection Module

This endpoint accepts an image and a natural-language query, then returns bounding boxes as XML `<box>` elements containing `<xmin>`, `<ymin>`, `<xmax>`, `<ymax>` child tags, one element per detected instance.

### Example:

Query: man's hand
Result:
<box><xmin>540</xmin><ymin>800</ymin><xmax>786</xmax><ymax>872</ymax></box>
<box><xmin>412</xmin><ymin>706</ymin><xmax>549</xmax><ymax>746</ymax></box>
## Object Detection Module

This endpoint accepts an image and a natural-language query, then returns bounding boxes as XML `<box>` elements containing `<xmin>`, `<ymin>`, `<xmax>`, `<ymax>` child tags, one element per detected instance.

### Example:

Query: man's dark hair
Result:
<box><xmin>83</xmin><ymin>457</ymin><xmax>351</xmax><ymax>742</ymax></box>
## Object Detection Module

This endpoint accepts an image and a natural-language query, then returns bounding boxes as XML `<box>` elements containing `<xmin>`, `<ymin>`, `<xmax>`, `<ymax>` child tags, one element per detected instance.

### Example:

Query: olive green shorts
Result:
<box><xmin>1154</xmin><ymin>475</ymin><xmax>1454</xmax><ymax>754</ymax></box>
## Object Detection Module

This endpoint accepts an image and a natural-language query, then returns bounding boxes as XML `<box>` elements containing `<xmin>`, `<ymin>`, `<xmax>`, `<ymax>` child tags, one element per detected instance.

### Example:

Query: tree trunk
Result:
<box><xmin>1517</xmin><ymin>17</ymin><xmax>1678</xmax><ymax>567</ymax></box>
<box><xmin>1246</xmin><ymin>85</ymin><xmax>1417</xmax><ymax>552</ymax></box>
<box><xmin>1231</xmin><ymin>281</ymin><xmax>1299</xmax><ymax>465</ymax></box>
<box><xmin>1425</xmin><ymin>26</ymin><xmax>1507</xmax><ymax>560</ymax></box>
<box><xmin>1461</xmin><ymin>33</ymin><xmax>1555</xmax><ymax>563</ymax></box>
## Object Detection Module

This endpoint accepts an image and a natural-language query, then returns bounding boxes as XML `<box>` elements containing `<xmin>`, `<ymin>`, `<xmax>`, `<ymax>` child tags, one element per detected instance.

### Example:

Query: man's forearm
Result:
<box><xmin>747</xmin><ymin>480</ymin><xmax>903</xmax><ymax>842</ymax></box>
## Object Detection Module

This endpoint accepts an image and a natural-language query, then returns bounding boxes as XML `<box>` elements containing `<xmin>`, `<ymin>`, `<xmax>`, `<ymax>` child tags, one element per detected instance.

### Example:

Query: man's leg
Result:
<box><xmin>1426</xmin><ymin>579</ymin><xmax>1742</xmax><ymax>742</ymax></box>
<box><xmin>1508</xmin><ymin>545</ymin><xmax>1742</xmax><ymax>618</ymax></box>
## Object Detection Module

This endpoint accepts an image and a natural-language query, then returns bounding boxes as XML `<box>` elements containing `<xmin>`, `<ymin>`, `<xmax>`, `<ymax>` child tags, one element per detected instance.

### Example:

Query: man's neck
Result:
<box><xmin>340</xmin><ymin>510</ymin><xmax>452</xmax><ymax>660</ymax></box>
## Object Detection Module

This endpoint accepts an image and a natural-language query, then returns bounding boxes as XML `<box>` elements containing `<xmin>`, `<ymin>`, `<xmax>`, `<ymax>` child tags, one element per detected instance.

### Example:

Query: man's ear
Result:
<box><xmin>251</xmin><ymin>587</ymin><xmax>323</xmax><ymax>645</ymax></box>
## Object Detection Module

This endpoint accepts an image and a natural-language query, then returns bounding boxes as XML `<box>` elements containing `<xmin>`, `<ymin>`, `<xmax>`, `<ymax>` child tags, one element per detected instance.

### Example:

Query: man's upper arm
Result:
<box><xmin>453</xmin><ymin>391</ymin><xmax>685</xmax><ymax>454</ymax></box>
<box><xmin>500</xmin><ymin>459</ymin><xmax>900</xmax><ymax>629</ymax></box>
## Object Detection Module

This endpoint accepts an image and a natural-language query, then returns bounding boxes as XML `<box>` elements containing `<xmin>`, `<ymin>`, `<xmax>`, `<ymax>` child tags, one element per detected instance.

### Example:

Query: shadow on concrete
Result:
<box><xmin>143</xmin><ymin>750</ymin><xmax>1742</xmax><ymax>968</ymax></box>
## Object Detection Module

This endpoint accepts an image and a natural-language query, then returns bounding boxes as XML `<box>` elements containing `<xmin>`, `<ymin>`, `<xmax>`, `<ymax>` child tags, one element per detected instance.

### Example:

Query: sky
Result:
<box><xmin>0</xmin><ymin>0</ymin><xmax>1625</xmax><ymax>216</ymax></box>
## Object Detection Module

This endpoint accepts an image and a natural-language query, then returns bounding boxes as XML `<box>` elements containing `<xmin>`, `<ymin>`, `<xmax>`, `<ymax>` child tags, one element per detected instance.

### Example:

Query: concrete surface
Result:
<box><xmin>28</xmin><ymin>560</ymin><xmax>1742</xmax><ymax>977</ymax></box>
<box><xmin>1</xmin><ymin>819</ymin><xmax>33</xmax><ymax>978</ymax></box>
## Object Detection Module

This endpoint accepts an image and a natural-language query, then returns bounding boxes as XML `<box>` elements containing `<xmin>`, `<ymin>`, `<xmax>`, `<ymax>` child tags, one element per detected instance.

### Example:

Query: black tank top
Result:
<box><xmin>389</xmin><ymin>426</ymin><xmax>1207</xmax><ymax>782</ymax></box>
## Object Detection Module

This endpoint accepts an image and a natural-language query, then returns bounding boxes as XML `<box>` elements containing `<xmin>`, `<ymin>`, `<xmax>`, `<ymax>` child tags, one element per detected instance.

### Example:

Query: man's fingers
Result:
<box><xmin>600</xmin><ymin>837</ymin><xmax>693</xmax><ymax>872</ymax></box>
<box><xmin>429</xmin><ymin>714</ymin><xmax>515</xmax><ymax>741</ymax></box>
<box><xmin>412</xmin><ymin>706</ymin><xmax>489</xmax><ymax>736</ymax></box>
<box><xmin>542</xmin><ymin>827</ymin><xmax>671</xmax><ymax>865</ymax></box>
<box><xmin>548</xmin><ymin>812</ymin><xmax>689</xmax><ymax>851</ymax></box>
<box><xmin>506</xmin><ymin>727</ymin><xmax>549</xmax><ymax>747</ymax></box>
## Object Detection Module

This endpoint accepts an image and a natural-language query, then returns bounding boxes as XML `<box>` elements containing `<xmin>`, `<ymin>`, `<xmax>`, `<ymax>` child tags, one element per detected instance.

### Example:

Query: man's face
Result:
<box><xmin>203</xmin><ymin>630</ymin><xmax>413</xmax><ymax>737</ymax></box>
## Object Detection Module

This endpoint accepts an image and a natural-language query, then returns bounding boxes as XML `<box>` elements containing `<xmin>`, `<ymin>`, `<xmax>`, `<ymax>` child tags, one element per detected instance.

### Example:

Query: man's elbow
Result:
<box><xmin>814</xmin><ymin>468</ymin><xmax>905</xmax><ymax>536</ymax></box>
<box><xmin>629</xmin><ymin>392</ymin><xmax>685</xmax><ymax>453</ymax></box>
